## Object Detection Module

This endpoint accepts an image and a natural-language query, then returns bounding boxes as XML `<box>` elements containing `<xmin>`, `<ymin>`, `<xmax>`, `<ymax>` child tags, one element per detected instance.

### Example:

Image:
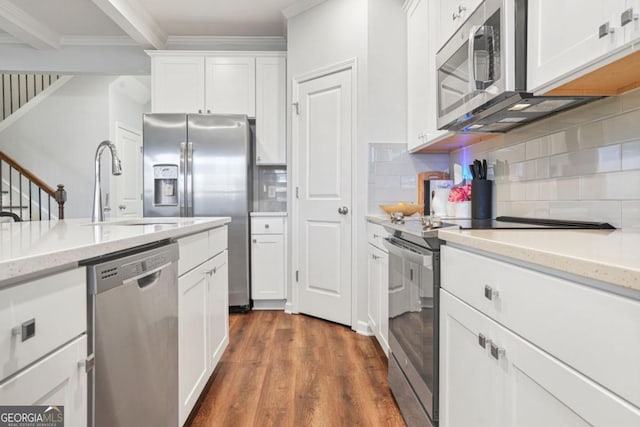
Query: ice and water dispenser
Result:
<box><xmin>153</xmin><ymin>164</ymin><xmax>178</xmax><ymax>206</ymax></box>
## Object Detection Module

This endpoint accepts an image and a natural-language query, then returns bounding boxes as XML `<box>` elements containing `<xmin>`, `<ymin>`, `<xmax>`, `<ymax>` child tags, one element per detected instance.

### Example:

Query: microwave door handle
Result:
<box><xmin>179</xmin><ymin>142</ymin><xmax>186</xmax><ymax>217</ymax></box>
<box><xmin>469</xmin><ymin>25</ymin><xmax>496</xmax><ymax>92</ymax></box>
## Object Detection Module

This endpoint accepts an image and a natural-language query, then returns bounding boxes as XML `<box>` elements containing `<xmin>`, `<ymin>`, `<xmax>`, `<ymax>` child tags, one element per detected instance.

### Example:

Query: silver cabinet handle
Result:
<box><xmin>478</xmin><ymin>333</ymin><xmax>487</xmax><ymax>349</ymax></box>
<box><xmin>484</xmin><ymin>285</ymin><xmax>499</xmax><ymax>301</ymax></box>
<box><xmin>599</xmin><ymin>22</ymin><xmax>615</xmax><ymax>38</ymax></box>
<box><xmin>372</xmin><ymin>254</ymin><xmax>379</xmax><ymax>260</ymax></box>
<box><xmin>12</xmin><ymin>318</ymin><xmax>36</xmax><ymax>342</ymax></box>
<box><xmin>118</xmin><ymin>204</ymin><xmax>126</xmax><ymax>211</ymax></box>
<box><xmin>78</xmin><ymin>354</ymin><xmax>95</xmax><ymax>373</ymax></box>
<box><xmin>490</xmin><ymin>342</ymin><xmax>505</xmax><ymax>360</ymax></box>
<box><xmin>621</xmin><ymin>8</ymin><xmax>639</xmax><ymax>26</ymax></box>
<box><xmin>265</xmin><ymin>224</ymin><xmax>270</xmax><ymax>229</ymax></box>
<box><xmin>338</xmin><ymin>206</ymin><xmax>349</xmax><ymax>215</ymax></box>
<box><xmin>253</xmin><ymin>239</ymin><xmax>257</xmax><ymax>243</ymax></box>
<box><xmin>206</xmin><ymin>109</ymin><xmax>211</xmax><ymax>114</ymax></box>
<box><xmin>198</xmin><ymin>109</ymin><xmax>203</xmax><ymax>114</ymax></box>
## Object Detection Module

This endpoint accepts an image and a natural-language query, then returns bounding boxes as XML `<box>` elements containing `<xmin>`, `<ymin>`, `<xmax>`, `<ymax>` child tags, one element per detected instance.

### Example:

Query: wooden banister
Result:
<box><xmin>0</xmin><ymin>150</ymin><xmax>66</xmax><ymax>220</ymax></box>
<box><xmin>0</xmin><ymin>151</ymin><xmax>56</xmax><ymax>197</ymax></box>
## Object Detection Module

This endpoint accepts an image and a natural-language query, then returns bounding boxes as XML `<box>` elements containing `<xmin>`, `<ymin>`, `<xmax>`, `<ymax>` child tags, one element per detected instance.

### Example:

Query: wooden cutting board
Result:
<box><xmin>417</xmin><ymin>171</ymin><xmax>450</xmax><ymax>216</ymax></box>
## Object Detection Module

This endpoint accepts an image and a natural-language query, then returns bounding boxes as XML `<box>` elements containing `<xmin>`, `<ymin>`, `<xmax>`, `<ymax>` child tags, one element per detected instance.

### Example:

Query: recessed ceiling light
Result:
<box><xmin>509</xmin><ymin>103</ymin><xmax>531</xmax><ymax>111</ymax></box>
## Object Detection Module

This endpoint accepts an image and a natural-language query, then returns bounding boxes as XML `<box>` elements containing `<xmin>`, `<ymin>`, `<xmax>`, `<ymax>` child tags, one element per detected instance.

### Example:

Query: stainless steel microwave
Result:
<box><xmin>436</xmin><ymin>0</ymin><xmax>599</xmax><ymax>133</ymax></box>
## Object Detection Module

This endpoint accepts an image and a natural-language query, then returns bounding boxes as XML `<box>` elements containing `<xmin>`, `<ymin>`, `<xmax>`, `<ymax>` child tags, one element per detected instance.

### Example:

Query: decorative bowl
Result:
<box><xmin>379</xmin><ymin>202</ymin><xmax>420</xmax><ymax>216</ymax></box>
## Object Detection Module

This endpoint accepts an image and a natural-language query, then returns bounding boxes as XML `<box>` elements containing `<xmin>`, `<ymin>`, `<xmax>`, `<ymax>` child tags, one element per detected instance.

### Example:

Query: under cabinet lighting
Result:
<box><xmin>508</xmin><ymin>103</ymin><xmax>531</xmax><ymax>111</ymax></box>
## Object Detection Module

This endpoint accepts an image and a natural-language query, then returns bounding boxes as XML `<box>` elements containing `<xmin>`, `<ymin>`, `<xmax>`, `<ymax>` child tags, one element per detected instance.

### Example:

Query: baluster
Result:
<box><xmin>38</xmin><ymin>188</ymin><xmax>42</xmax><ymax>220</ymax></box>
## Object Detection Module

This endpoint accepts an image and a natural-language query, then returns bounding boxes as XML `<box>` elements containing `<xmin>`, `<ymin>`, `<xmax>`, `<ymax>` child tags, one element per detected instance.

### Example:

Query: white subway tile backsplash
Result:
<box><xmin>622</xmin><ymin>140</ymin><xmax>640</xmax><ymax>170</ymax></box>
<box><xmin>536</xmin><ymin>158</ymin><xmax>550</xmax><ymax>179</ymax></box>
<box><xmin>549</xmin><ymin>145</ymin><xmax>621</xmax><ymax>177</ymax></box>
<box><xmin>549</xmin><ymin>201</ymin><xmax>622</xmax><ymax>228</ymax></box>
<box><xmin>621</xmin><ymin>201</ymin><xmax>640</xmax><ymax>229</ymax></box>
<box><xmin>549</xmin><ymin>129</ymin><xmax>580</xmax><ymax>155</ymax></box>
<box><xmin>526</xmin><ymin>136</ymin><xmax>551</xmax><ymax>160</ymax></box>
<box><xmin>580</xmin><ymin>171</ymin><xmax>640</xmax><ymax>200</ymax></box>
<box><xmin>579</xmin><ymin>109</ymin><xmax>640</xmax><ymax>149</ymax></box>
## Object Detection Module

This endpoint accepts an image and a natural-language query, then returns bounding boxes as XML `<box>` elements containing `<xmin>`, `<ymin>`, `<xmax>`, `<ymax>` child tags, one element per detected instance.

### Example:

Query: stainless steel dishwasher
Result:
<box><xmin>87</xmin><ymin>242</ymin><xmax>179</xmax><ymax>427</ymax></box>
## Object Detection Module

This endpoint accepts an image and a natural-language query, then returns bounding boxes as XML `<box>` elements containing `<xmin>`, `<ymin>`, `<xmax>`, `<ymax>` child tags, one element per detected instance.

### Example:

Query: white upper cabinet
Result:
<box><xmin>436</xmin><ymin>0</ymin><xmax>483</xmax><ymax>49</ymax></box>
<box><xmin>255</xmin><ymin>56</ymin><xmax>286</xmax><ymax>165</ymax></box>
<box><xmin>205</xmin><ymin>56</ymin><xmax>256</xmax><ymax>116</ymax></box>
<box><xmin>526</xmin><ymin>0</ymin><xmax>640</xmax><ymax>94</ymax></box>
<box><xmin>406</xmin><ymin>0</ymin><xmax>452</xmax><ymax>152</ymax></box>
<box><xmin>527</xmin><ymin>0</ymin><xmax>626</xmax><ymax>93</ymax></box>
<box><xmin>152</xmin><ymin>56</ymin><xmax>206</xmax><ymax>113</ymax></box>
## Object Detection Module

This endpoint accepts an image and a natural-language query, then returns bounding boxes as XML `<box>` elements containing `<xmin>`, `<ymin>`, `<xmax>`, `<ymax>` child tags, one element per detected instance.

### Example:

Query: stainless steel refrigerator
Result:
<box><xmin>143</xmin><ymin>113</ymin><xmax>251</xmax><ymax>310</ymax></box>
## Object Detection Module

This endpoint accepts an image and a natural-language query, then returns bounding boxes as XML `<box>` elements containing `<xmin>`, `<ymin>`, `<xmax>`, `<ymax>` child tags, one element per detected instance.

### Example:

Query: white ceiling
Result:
<box><xmin>0</xmin><ymin>0</ymin><xmax>303</xmax><ymax>50</ymax></box>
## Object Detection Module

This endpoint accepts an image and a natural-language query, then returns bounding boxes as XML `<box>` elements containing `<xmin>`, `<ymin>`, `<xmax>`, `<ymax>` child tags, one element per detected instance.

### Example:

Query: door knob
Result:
<box><xmin>338</xmin><ymin>206</ymin><xmax>349</xmax><ymax>215</ymax></box>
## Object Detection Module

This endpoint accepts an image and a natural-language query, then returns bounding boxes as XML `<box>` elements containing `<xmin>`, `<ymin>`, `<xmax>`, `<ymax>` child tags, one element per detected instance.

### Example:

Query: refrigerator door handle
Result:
<box><xmin>179</xmin><ymin>141</ymin><xmax>187</xmax><ymax>217</ymax></box>
<box><xmin>186</xmin><ymin>141</ymin><xmax>194</xmax><ymax>217</ymax></box>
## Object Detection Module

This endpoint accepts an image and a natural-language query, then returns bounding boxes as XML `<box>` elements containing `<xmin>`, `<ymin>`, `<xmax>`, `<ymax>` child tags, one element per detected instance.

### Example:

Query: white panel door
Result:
<box><xmin>295</xmin><ymin>68</ymin><xmax>352</xmax><ymax>326</ymax></box>
<box><xmin>256</xmin><ymin>56</ymin><xmax>286</xmax><ymax>165</ymax></box>
<box><xmin>114</xmin><ymin>124</ymin><xmax>142</xmax><ymax>218</ymax></box>
<box><xmin>205</xmin><ymin>57</ymin><xmax>255</xmax><ymax>116</ymax></box>
<box><xmin>152</xmin><ymin>56</ymin><xmax>205</xmax><ymax>113</ymax></box>
<box><xmin>527</xmin><ymin>0</ymin><xmax>625</xmax><ymax>93</ymax></box>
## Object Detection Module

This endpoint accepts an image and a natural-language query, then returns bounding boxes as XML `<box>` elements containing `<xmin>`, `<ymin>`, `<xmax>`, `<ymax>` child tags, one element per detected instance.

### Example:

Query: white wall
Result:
<box><xmin>0</xmin><ymin>75</ymin><xmax>150</xmax><ymax>219</ymax></box>
<box><xmin>368</xmin><ymin>0</ymin><xmax>407</xmax><ymax>142</ymax></box>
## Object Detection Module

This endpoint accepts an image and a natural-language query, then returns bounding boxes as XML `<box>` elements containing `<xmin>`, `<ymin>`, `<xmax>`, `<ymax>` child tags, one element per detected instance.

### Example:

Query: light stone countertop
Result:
<box><xmin>0</xmin><ymin>217</ymin><xmax>231</xmax><ymax>288</ymax></box>
<box><xmin>438</xmin><ymin>228</ymin><xmax>640</xmax><ymax>293</ymax></box>
<box><xmin>366</xmin><ymin>215</ymin><xmax>388</xmax><ymax>225</ymax></box>
<box><xmin>250</xmin><ymin>212</ymin><xmax>287</xmax><ymax>217</ymax></box>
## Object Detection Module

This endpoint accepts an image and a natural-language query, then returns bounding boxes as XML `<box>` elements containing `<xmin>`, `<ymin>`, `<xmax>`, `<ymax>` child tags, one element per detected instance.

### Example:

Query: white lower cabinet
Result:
<box><xmin>251</xmin><ymin>215</ymin><xmax>286</xmax><ymax>309</ymax></box>
<box><xmin>177</xmin><ymin>228</ymin><xmax>229</xmax><ymax>426</ymax></box>
<box><xmin>366</xmin><ymin>221</ymin><xmax>389</xmax><ymax>354</ymax></box>
<box><xmin>0</xmin><ymin>335</ymin><xmax>87</xmax><ymax>427</ymax></box>
<box><xmin>440</xmin><ymin>290</ymin><xmax>640</xmax><ymax>427</ymax></box>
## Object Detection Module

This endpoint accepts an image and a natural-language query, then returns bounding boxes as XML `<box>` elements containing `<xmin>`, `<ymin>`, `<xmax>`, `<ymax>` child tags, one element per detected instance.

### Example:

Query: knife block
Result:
<box><xmin>471</xmin><ymin>180</ymin><xmax>493</xmax><ymax>220</ymax></box>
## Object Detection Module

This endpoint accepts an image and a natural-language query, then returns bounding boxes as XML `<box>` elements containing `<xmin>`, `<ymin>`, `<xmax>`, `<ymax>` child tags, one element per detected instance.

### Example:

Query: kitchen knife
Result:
<box><xmin>482</xmin><ymin>159</ymin><xmax>488</xmax><ymax>180</ymax></box>
<box><xmin>474</xmin><ymin>160</ymin><xmax>482</xmax><ymax>180</ymax></box>
<box><xmin>469</xmin><ymin>164</ymin><xmax>476</xmax><ymax>180</ymax></box>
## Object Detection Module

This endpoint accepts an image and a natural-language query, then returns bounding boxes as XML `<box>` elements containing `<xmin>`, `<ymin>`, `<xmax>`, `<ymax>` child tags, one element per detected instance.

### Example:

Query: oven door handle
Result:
<box><xmin>383</xmin><ymin>237</ymin><xmax>433</xmax><ymax>269</ymax></box>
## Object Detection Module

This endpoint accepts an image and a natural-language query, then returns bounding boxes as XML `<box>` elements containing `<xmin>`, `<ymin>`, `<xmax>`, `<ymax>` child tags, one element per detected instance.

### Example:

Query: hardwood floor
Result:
<box><xmin>188</xmin><ymin>311</ymin><xmax>406</xmax><ymax>427</ymax></box>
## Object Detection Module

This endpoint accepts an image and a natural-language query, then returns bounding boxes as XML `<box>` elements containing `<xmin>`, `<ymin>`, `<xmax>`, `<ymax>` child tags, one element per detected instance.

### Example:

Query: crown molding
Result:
<box><xmin>281</xmin><ymin>0</ymin><xmax>328</xmax><ymax>20</ymax></box>
<box><xmin>92</xmin><ymin>0</ymin><xmax>167</xmax><ymax>49</ymax></box>
<box><xmin>164</xmin><ymin>36</ymin><xmax>286</xmax><ymax>52</ymax></box>
<box><xmin>0</xmin><ymin>0</ymin><xmax>60</xmax><ymax>49</ymax></box>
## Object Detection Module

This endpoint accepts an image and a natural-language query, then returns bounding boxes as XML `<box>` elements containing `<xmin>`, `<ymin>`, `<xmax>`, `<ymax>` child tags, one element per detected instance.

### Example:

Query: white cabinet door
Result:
<box><xmin>205</xmin><ymin>57</ymin><xmax>255</xmax><ymax>116</ymax></box>
<box><xmin>377</xmin><ymin>249</ymin><xmax>389</xmax><ymax>354</ymax></box>
<box><xmin>440</xmin><ymin>290</ymin><xmax>640</xmax><ymax>427</ymax></box>
<box><xmin>251</xmin><ymin>234</ymin><xmax>285</xmax><ymax>299</ymax></box>
<box><xmin>406</xmin><ymin>0</ymin><xmax>451</xmax><ymax>152</ymax></box>
<box><xmin>178</xmin><ymin>260</ymin><xmax>210</xmax><ymax>426</ymax></box>
<box><xmin>527</xmin><ymin>0</ymin><xmax>626</xmax><ymax>93</ymax></box>
<box><xmin>208</xmin><ymin>251</ymin><xmax>229</xmax><ymax>370</ymax></box>
<box><xmin>367</xmin><ymin>243</ymin><xmax>381</xmax><ymax>343</ymax></box>
<box><xmin>440</xmin><ymin>291</ymin><xmax>499</xmax><ymax>427</ymax></box>
<box><xmin>256</xmin><ymin>56</ymin><xmax>286</xmax><ymax>165</ymax></box>
<box><xmin>152</xmin><ymin>56</ymin><xmax>205</xmax><ymax>113</ymax></box>
<box><xmin>0</xmin><ymin>336</ymin><xmax>87</xmax><ymax>427</ymax></box>
<box><xmin>623</xmin><ymin>0</ymin><xmax>640</xmax><ymax>43</ymax></box>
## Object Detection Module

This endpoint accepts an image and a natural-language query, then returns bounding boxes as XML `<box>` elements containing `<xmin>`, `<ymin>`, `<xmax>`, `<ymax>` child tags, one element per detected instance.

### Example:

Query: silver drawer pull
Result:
<box><xmin>599</xmin><ymin>22</ymin><xmax>615</xmax><ymax>38</ymax></box>
<box><xmin>78</xmin><ymin>354</ymin><xmax>95</xmax><ymax>373</ymax></box>
<box><xmin>621</xmin><ymin>8</ymin><xmax>639</xmax><ymax>26</ymax></box>
<box><xmin>484</xmin><ymin>285</ymin><xmax>499</xmax><ymax>300</ymax></box>
<box><xmin>12</xmin><ymin>318</ymin><xmax>36</xmax><ymax>342</ymax></box>
<box><xmin>265</xmin><ymin>224</ymin><xmax>270</xmax><ymax>229</ymax></box>
<box><xmin>490</xmin><ymin>342</ymin><xmax>505</xmax><ymax>360</ymax></box>
<box><xmin>478</xmin><ymin>333</ymin><xmax>487</xmax><ymax>349</ymax></box>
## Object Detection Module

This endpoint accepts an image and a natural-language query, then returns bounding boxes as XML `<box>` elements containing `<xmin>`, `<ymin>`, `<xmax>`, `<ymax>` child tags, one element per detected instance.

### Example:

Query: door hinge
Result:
<box><xmin>295</xmin><ymin>187</ymin><xmax>299</xmax><ymax>199</ymax></box>
<box><xmin>292</xmin><ymin>102</ymin><xmax>300</xmax><ymax>115</ymax></box>
<box><xmin>295</xmin><ymin>270</ymin><xmax>299</xmax><ymax>282</ymax></box>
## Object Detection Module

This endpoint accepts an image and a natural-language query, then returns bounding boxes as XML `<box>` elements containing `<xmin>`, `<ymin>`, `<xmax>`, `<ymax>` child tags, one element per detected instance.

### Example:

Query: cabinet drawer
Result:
<box><xmin>178</xmin><ymin>231</ymin><xmax>210</xmax><ymax>276</ymax></box>
<box><xmin>0</xmin><ymin>268</ymin><xmax>86</xmax><ymax>381</ymax></box>
<box><xmin>441</xmin><ymin>245</ymin><xmax>640</xmax><ymax>408</ymax></box>
<box><xmin>367</xmin><ymin>222</ymin><xmax>389</xmax><ymax>250</ymax></box>
<box><xmin>209</xmin><ymin>226</ymin><xmax>228</xmax><ymax>258</ymax></box>
<box><xmin>251</xmin><ymin>217</ymin><xmax>284</xmax><ymax>234</ymax></box>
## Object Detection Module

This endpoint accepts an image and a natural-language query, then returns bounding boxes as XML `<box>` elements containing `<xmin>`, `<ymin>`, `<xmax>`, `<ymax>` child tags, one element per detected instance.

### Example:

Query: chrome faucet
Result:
<box><xmin>92</xmin><ymin>140</ymin><xmax>123</xmax><ymax>222</ymax></box>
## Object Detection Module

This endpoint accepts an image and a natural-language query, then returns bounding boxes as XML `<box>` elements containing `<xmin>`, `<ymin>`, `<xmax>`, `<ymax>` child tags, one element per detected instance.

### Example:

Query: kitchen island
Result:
<box><xmin>0</xmin><ymin>217</ymin><xmax>231</xmax><ymax>427</ymax></box>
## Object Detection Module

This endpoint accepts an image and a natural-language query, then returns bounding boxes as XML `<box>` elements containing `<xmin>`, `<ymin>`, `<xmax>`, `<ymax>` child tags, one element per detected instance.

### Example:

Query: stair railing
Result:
<box><xmin>0</xmin><ymin>151</ymin><xmax>66</xmax><ymax>221</ymax></box>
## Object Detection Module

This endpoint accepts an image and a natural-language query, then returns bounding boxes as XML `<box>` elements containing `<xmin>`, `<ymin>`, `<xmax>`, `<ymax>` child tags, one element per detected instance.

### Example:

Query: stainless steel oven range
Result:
<box><xmin>383</xmin><ymin>222</ymin><xmax>444</xmax><ymax>427</ymax></box>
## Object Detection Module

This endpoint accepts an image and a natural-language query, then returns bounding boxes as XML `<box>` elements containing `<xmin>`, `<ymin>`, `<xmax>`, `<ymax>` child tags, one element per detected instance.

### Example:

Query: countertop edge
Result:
<box><xmin>0</xmin><ymin>218</ymin><xmax>231</xmax><ymax>288</ymax></box>
<box><xmin>438</xmin><ymin>229</ymin><xmax>640</xmax><ymax>293</ymax></box>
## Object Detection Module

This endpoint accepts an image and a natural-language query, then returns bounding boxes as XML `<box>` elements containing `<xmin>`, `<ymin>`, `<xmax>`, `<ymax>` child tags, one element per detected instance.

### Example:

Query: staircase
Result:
<box><xmin>0</xmin><ymin>151</ymin><xmax>66</xmax><ymax>221</ymax></box>
<box><xmin>1</xmin><ymin>74</ymin><xmax>62</xmax><ymax>120</ymax></box>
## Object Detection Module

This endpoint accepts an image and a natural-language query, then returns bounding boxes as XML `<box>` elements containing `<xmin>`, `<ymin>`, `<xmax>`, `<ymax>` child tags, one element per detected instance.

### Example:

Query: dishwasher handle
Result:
<box><xmin>137</xmin><ymin>270</ymin><xmax>162</xmax><ymax>289</ymax></box>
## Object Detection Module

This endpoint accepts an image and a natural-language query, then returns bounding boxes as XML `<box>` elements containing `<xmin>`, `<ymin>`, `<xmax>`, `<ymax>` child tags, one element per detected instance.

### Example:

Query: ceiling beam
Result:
<box><xmin>0</xmin><ymin>0</ymin><xmax>60</xmax><ymax>49</ymax></box>
<box><xmin>92</xmin><ymin>0</ymin><xmax>167</xmax><ymax>49</ymax></box>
